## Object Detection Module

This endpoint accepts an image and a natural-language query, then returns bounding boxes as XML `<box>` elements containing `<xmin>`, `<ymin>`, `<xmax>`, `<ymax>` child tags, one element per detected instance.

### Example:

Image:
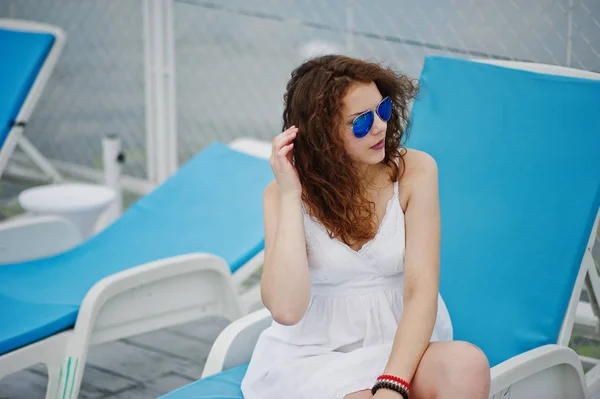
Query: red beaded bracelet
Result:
<box><xmin>377</xmin><ymin>374</ymin><xmax>411</xmax><ymax>390</ymax></box>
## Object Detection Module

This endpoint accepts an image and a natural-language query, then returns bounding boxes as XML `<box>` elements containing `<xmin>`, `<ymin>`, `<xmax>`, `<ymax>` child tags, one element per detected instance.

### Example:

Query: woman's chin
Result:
<box><xmin>351</xmin><ymin>152</ymin><xmax>384</xmax><ymax>167</ymax></box>
<box><xmin>366</xmin><ymin>147</ymin><xmax>386</xmax><ymax>163</ymax></box>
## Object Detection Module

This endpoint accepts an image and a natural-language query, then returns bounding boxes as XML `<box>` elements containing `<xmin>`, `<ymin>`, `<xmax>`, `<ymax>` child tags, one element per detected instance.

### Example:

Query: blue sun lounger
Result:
<box><xmin>157</xmin><ymin>56</ymin><xmax>600</xmax><ymax>399</ymax></box>
<box><xmin>0</xmin><ymin>18</ymin><xmax>65</xmax><ymax>182</ymax></box>
<box><xmin>0</xmin><ymin>138</ymin><xmax>274</xmax><ymax>399</ymax></box>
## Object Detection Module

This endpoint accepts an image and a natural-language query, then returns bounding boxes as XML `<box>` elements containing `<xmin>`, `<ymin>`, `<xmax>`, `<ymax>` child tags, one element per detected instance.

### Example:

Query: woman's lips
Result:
<box><xmin>371</xmin><ymin>139</ymin><xmax>385</xmax><ymax>150</ymax></box>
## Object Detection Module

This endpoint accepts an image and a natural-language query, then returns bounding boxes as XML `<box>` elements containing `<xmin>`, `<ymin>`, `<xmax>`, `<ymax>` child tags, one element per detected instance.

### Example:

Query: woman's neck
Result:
<box><xmin>356</xmin><ymin>161</ymin><xmax>388</xmax><ymax>189</ymax></box>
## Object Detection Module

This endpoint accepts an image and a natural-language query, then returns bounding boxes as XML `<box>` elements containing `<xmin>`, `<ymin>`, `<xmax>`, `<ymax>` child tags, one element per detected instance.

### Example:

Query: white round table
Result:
<box><xmin>18</xmin><ymin>183</ymin><xmax>116</xmax><ymax>238</ymax></box>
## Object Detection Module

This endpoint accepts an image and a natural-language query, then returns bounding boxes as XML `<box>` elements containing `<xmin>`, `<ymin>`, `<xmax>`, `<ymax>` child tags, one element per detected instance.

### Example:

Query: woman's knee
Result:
<box><xmin>443</xmin><ymin>342</ymin><xmax>490</xmax><ymax>393</ymax></box>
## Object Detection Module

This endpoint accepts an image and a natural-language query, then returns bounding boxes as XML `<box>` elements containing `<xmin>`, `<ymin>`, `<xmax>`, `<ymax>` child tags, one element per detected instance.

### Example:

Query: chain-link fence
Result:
<box><xmin>1</xmin><ymin>1</ymin><xmax>598</xmax><ymax>175</ymax></box>
<box><xmin>174</xmin><ymin>0</ymin><xmax>600</xmax><ymax>163</ymax></box>
<box><xmin>1</xmin><ymin>0</ymin><xmax>147</xmax><ymax>178</ymax></box>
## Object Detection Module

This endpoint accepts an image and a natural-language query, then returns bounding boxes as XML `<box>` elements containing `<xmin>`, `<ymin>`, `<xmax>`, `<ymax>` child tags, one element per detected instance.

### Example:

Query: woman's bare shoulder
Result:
<box><xmin>398</xmin><ymin>148</ymin><xmax>438</xmax><ymax>207</ymax></box>
<box><xmin>400</xmin><ymin>148</ymin><xmax>437</xmax><ymax>181</ymax></box>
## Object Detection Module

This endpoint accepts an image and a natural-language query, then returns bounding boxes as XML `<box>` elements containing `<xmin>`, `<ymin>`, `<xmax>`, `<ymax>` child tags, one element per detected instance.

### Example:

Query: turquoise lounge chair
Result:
<box><xmin>0</xmin><ymin>18</ymin><xmax>65</xmax><ymax>182</ymax></box>
<box><xmin>157</xmin><ymin>56</ymin><xmax>600</xmax><ymax>399</ymax></box>
<box><xmin>0</xmin><ymin>138</ymin><xmax>273</xmax><ymax>399</ymax></box>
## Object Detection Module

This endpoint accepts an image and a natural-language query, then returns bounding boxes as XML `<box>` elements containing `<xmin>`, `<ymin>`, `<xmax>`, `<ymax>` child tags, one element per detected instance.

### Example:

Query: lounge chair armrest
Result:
<box><xmin>202</xmin><ymin>308</ymin><xmax>272</xmax><ymax>378</ymax></box>
<box><xmin>0</xmin><ymin>215</ymin><xmax>82</xmax><ymax>263</ymax></box>
<box><xmin>489</xmin><ymin>344</ymin><xmax>588</xmax><ymax>399</ymax></box>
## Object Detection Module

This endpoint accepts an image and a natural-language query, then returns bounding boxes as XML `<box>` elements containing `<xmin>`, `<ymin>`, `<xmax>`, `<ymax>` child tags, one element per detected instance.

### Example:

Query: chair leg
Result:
<box><xmin>17</xmin><ymin>135</ymin><xmax>63</xmax><ymax>182</ymax></box>
<box><xmin>54</xmin><ymin>354</ymin><xmax>86</xmax><ymax>399</ymax></box>
<box><xmin>586</xmin><ymin>362</ymin><xmax>600</xmax><ymax>398</ymax></box>
<box><xmin>585</xmin><ymin>270</ymin><xmax>600</xmax><ymax>327</ymax></box>
<box><xmin>45</xmin><ymin>362</ymin><xmax>62</xmax><ymax>399</ymax></box>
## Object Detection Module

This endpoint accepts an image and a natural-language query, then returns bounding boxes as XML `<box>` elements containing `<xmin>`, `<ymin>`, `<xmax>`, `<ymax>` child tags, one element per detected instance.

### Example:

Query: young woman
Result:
<box><xmin>241</xmin><ymin>55</ymin><xmax>490</xmax><ymax>399</ymax></box>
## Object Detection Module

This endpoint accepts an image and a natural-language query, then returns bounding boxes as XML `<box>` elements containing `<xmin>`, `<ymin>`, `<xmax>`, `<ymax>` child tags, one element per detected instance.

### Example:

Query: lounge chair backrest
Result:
<box><xmin>407</xmin><ymin>56</ymin><xmax>600</xmax><ymax>367</ymax></box>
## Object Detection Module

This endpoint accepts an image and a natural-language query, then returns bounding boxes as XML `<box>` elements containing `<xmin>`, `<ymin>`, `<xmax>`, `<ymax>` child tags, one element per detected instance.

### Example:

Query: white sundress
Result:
<box><xmin>241</xmin><ymin>180</ymin><xmax>453</xmax><ymax>399</ymax></box>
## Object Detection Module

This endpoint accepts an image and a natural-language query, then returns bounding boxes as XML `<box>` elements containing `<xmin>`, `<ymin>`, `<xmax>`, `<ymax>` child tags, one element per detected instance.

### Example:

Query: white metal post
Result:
<box><xmin>567</xmin><ymin>0</ymin><xmax>575</xmax><ymax>67</ymax></box>
<box><xmin>102</xmin><ymin>134</ymin><xmax>123</xmax><ymax>224</ymax></box>
<box><xmin>142</xmin><ymin>0</ymin><xmax>178</xmax><ymax>184</ymax></box>
<box><xmin>164</xmin><ymin>0</ymin><xmax>178</xmax><ymax>172</ymax></box>
<box><xmin>142</xmin><ymin>0</ymin><xmax>156</xmax><ymax>182</ymax></box>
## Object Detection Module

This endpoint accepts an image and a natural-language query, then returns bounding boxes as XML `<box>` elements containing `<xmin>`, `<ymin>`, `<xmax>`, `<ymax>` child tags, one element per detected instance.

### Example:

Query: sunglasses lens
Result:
<box><xmin>377</xmin><ymin>97</ymin><xmax>392</xmax><ymax>122</ymax></box>
<box><xmin>352</xmin><ymin>111</ymin><xmax>374</xmax><ymax>138</ymax></box>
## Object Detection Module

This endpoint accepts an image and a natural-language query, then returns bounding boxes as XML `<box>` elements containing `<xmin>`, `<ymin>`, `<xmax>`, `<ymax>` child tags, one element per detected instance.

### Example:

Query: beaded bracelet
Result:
<box><xmin>372</xmin><ymin>374</ymin><xmax>410</xmax><ymax>398</ymax></box>
<box><xmin>371</xmin><ymin>380</ymin><xmax>409</xmax><ymax>399</ymax></box>
<box><xmin>377</xmin><ymin>375</ymin><xmax>411</xmax><ymax>391</ymax></box>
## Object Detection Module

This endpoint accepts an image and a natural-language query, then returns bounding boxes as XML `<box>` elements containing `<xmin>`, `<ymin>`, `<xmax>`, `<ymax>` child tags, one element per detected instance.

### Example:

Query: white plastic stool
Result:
<box><xmin>18</xmin><ymin>183</ymin><xmax>116</xmax><ymax>238</ymax></box>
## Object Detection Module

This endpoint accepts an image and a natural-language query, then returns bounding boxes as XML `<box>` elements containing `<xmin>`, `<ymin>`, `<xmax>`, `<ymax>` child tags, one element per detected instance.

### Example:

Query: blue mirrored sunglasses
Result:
<box><xmin>351</xmin><ymin>96</ymin><xmax>392</xmax><ymax>138</ymax></box>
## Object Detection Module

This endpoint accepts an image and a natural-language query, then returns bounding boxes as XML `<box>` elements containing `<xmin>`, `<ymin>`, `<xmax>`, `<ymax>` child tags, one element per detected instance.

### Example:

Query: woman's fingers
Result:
<box><xmin>278</xmin><ymin>143</ymin><xmax>294</xmax><ymax>158</ymax></box>
<box><xmin>272</xmin><ymin>126</ymin><xmax>298</xmax><ymax>152</ymax></box>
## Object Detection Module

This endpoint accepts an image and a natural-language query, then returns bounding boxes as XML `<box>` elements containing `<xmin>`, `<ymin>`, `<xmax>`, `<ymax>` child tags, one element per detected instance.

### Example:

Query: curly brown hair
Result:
<box><xmin>282</xmin><ymin>54</ymin><xmax>418</xmax><ymax>246</ymax></box>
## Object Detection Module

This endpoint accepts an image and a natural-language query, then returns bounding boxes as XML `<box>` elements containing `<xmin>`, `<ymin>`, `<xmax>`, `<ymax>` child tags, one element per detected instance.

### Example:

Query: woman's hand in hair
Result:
<box><xmin>270</xmin><ymin>126</ymin><xmax>301</xmax><ymax>197</ymax></box>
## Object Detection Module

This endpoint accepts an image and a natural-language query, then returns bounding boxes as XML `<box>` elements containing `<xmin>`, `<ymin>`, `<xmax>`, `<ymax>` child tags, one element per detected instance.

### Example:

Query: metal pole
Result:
<box><xmin>567</xmin><ymin>0</ymin><xmax>574</xmax><ymax>67</ymax></box>
<box><xmin>164</xmin><ymin>0</ymin><xmax>178</xmax><ymax>175</ymax></box>
<box><xmin>142</xmin><ymin>0</ymin><xmax>178</xmax><ymax>184</ymax></box>
<box><xmin>142</xmin><ymin>0</ymin><xmax>157</xmax><ymax>182</ymax></box>
<box><xmin>152</xmin><ymin>0</ymin><xmax>168</xmax><ymax>182</ymax></box>
<box><xmin>102</xmin><ymin>134</ymin><xmax>123</xmax><ymax>223</ymax></box>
